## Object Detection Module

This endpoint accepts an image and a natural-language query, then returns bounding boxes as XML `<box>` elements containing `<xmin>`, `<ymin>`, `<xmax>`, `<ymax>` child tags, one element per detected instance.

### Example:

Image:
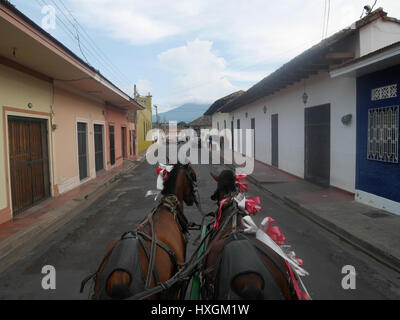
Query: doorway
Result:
<box><xmin>94</xmin><ymin>124</ymin><xmax>104</xmax><ymax>172</ymax></box>
<box><xmin>305</xmin><ymin>104</ymin><xmax>331</xmax><ymax>186</ymax></box>
<box><xmin>251</xmin><ymin>118</ymin><xmax>255</xmax><ymax>158</ymax></box>
<box><xmin>109</xmin><ymin>125</ymin><xmax>115</xmax><ymax>166</ymax></box>
<box><xmin>77</xmin><ymin>122</ymin><xmax>88</xmax><ymax>181</ymax></box>
<box><xmin>8</xmin><ymin>116</ymin><xmax>50</xmax><ymax>214</ymax></box>
<box><xmin>271</xmin><ymin>114</ymin><xmax>279</xmax><ymax>167</ymax></box>
<box><xmin>121</xmin><ymin>127</ymin><xmax>126</xmax><ymax>159</ymax></box>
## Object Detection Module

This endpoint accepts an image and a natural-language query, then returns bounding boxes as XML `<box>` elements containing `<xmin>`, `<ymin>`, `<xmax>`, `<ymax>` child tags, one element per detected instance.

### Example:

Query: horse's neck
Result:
<box><xmin>218</xmin><ymin>203</ymin><xmax>240</xmax><ymax>232</ymax></box>
<box><xmin>170</xmin><ymin>169</ymin><xmax>185</xmax><ymax>213</ymax></box>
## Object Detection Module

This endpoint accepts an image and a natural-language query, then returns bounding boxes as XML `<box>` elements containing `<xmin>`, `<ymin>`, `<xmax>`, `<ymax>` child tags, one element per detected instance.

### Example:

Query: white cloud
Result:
<box><xmin>66</xmin><ymin>0</ymin><xmax>400</xmax><ymax>110</ymax></box>
<box><xmin>70</xmin><ymin>0</ymin><xmax>182</xmax><ymax>44</ymax></box>
<box><xmin>156</xmin><ymin>39</ymin><xmax>258</xmax><ymax>111</ymax></box>
<box><xmin>135</xmin><ymin>79</ymin><xmax>152</xmax><ymax>96</ymax></box>
<box><xmin>71</xmin><ymin>0</ymin><xmax>400</xmax><ymax>65</ymax></box>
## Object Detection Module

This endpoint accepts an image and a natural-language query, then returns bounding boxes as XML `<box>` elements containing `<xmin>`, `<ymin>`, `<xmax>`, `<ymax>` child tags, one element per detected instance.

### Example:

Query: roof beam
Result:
<box><xmin>326</xmin><ymin>52</ymin><xmax>355</xmax><ymax>60</ymax></box>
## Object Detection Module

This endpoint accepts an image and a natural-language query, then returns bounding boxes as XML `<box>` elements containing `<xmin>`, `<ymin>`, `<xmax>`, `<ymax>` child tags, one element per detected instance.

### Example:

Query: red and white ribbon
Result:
<box><xmin>264</xmin><ymin>217</ymin><xmax>286</xmax><ymax>246</ymax></box>
<box><xmin>156</xmin><ymin>164</ymin><xmax>173</xmax><ymax>190</ymax></box>
<box><xmin>214</xmin><ymin>197</ymin><xmax>231</xmax><ymax>230</ymax></box>
<box><xmin>245</xmin><ymin>197</ymin><xmax>262</xmax><ymax>216</ymax></box>
<box><xmin>235</xmin><ymin>174</ymin><xmax>249</xmax><ymax>193</ymax></box>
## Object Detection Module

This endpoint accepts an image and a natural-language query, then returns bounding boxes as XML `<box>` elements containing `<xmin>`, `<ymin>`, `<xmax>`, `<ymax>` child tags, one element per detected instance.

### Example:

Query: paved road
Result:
<box><xmin>0</xmin><ymin>156</ymin><xmax>399</xmax><ymax>300</ymax></box>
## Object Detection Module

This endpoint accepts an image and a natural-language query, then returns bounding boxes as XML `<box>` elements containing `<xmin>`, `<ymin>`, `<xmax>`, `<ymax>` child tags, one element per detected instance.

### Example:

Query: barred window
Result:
<box><xmin>371</xmin><ymin>84</ymin><xmax>397</xmax><ymax>101</ymax></box>
<box><xmin>367</xmin><ymin>106</ymin><xmax>399</xmax><ymax>163</ymax></box>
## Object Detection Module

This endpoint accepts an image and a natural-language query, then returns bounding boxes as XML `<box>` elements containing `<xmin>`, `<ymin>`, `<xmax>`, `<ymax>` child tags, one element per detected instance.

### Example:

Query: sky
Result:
<box><xmin>8</xmin><ymin>0</ymin><xmax>400</xmax><ymax>112</ymax></box>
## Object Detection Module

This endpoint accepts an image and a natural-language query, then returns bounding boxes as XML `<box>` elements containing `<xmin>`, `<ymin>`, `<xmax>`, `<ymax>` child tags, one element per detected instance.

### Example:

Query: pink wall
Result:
<box><xmin>105</xmin><ymin>106</ymin><xmax>129</xmax><ymax>168</ymax></box>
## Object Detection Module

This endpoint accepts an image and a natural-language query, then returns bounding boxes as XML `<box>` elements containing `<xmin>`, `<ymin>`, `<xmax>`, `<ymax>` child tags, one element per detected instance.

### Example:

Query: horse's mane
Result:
<box><xmin>211</xmin><ymin>170</ymin><xmax>236</xmax><ymax>201</ymax></box>
<box><xmin>161</xmin><ymin>164</ymin><xmax>181</xmax><ymax>196</ymax></box>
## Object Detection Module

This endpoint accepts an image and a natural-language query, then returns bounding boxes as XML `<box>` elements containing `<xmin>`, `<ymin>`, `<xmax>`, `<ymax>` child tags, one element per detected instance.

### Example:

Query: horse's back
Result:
<box><xmin>93</xmin><ymin>234</ymin><xmax>146</xmax><ymax>300</ymax></box>
<box><xmin>215</xmin><ymin>234</ymin><xmax>285</xmax><ymax>300</ymax></box>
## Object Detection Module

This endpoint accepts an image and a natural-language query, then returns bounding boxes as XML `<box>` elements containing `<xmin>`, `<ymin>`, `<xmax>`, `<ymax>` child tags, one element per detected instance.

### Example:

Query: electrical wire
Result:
<box><xmin>56</xmin><ymin>0</ymin><xmax>135</xmax><ymax>87</ymax></box>
<box><xmin>35</xmin><ymin>0</ymin><xmax>134</xmax><ymax>91</ymax></box>
<box><xmin>48</xmin><ymin>0</ymin><xmax>129</xmax><ymax>86</ymax></box>
<box><xmin>325</xmin><ymin>0</ymin><xmax>331</xmax><ymax>38</ymax></box>
<box><xmin>322</xmin><ymin>0</ymin><xmax>327</xmax><ymax>39</ymax></box>
<box><xmin>322</xmin><ymin>0</ymin><xmax>330</xmax><ymax>39</ymax></box>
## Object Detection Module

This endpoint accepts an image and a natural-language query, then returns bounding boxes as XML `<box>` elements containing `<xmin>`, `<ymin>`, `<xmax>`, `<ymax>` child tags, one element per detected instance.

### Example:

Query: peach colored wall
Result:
<box><xmin>53</xmin><ymin>86</ymin><xmax>106</xmax><ymax>194</ymax></box>
<box><xmin>105</xmin><ymin>106</ymin><xmax>129</xmax><ymax>168</ymax></box>
<box><xmin>128</xmin><ymin>122</ymin><xmax>138</xmax><ymax>158</ymax></box>
<box><xmin>0</xmin><ymin>63</ymin><xmax>54</xmax><ymax>223</ymax></box>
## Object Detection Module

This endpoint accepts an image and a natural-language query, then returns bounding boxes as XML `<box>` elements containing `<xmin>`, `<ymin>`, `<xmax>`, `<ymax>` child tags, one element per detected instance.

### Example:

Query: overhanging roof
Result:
<box><xmin>189</xmin><ymin>115</ymin><xmax>212</xmax><ymax>127</ymax></box>
<box><xmin>204</xmin><ymin>90</ymin><xmax>245</xmax><ymax>115</ymax></box>
<box><xmin>0</xmin><ymin>0</ymin><xmax>143</xmax><ymax>111</ymax></box>
<box><xmin>330</xmin><ymin>41</ymin><xmax>400</xmax><ymax>78</ymax></box>
<box><xmin>221</xmin><ymin>8</ymin><xmax>389</xmax><ymax>113</ymax></box>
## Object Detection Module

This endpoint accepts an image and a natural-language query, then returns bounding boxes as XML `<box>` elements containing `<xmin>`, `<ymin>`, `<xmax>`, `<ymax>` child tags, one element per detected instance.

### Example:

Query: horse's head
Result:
<box><xmin>210</xmin><ymin>170</ymin><xmax>236</xmax><ymax>202</ymax></box>
<box><xmin>162</xmin><ymin>162</ymin><xmax>198</xmax><ymax>207</ymax></box>
<box><xmin>182</xmin><ymin>163</ymin><xmax>198</xmax><ymax>206</ymax></box>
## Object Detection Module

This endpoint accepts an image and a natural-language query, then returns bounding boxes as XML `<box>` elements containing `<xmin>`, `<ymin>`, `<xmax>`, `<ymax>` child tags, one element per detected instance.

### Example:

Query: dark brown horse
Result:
<box><xmin>86</xmin><ymin>163</ymin><xmax>198</xmax><ymax>300</ymax></box>
<box><xmin>201</xmin><ymin>170</ymin><xmax>298</xmax><ymax>300</ymax></box>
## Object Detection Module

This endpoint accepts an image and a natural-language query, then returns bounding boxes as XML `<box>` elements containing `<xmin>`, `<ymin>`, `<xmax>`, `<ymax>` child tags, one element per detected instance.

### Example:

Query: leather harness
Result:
<box><xmin>200</xmin><ymin>198</ymin><xmax>298</xmax><ymax>300</ymax></box>
<box><xmin>81</xmin><ymin>164</ymin><xmax>198</xmax><ymax>299</ymax></box>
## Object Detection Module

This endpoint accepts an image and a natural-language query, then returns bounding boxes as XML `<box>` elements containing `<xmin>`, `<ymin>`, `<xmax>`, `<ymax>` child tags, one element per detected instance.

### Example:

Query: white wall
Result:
<box><xmin>220</xmin><ymin>72</ymin><xmax>357</xmax><ymax>193</ymax></box>
<box><xmin>212</xmin><ymin>112</ymin><xmax>231</xmax><ymax>131</ymax></box>
<box><xmin>359</xmin><ymin>19</ymin><xmax>400</xmax><ymax>57</ymax></box>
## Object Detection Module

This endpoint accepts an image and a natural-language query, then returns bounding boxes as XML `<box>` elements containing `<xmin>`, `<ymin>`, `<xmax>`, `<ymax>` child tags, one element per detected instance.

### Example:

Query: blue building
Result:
<box><xmin>332</xmin><ymin>42</ymin><xmax>400</xmax><ymax>214</ymax></box>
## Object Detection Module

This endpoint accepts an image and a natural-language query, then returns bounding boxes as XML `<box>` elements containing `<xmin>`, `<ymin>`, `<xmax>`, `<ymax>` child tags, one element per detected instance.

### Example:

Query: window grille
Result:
<box><xmin>371</xmin><ymin>84</ymin><xmax>397</xmax><ymax>101</ymax></box>
<box><xmin>367</xmin><ymin>106</ymin><xmax>399</xmax><ymax>163</ymax></box>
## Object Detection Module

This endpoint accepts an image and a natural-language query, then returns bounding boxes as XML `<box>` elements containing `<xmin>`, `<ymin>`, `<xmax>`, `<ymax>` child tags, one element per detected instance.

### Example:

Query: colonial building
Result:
<box><xmin>0</xmin><ymin>1</ymin><xmax>143</xmax><ymax>223</ymax></box>
<box><xmin>134</xmin><ymin>86</ymin><xmax>153</xmax><ymax>153</ymax></box>
<box><xmin>204</xmin><ymin>91</ymin><xmax>244</xmax><ymax>132</ymax></box>
<box><xmin>214</xmin><ymin>8</ymin><xmax>400</xmax><ymax>214</ymax></box>
<box><xmin>189</xmin><ymin>115</ymin><xmax>212</xmax><ymax>135</ymax></box>
<box><xmin>331</xmin><ymin>41</ymin><xmax>400</xmax><ymax>214</ymax></box>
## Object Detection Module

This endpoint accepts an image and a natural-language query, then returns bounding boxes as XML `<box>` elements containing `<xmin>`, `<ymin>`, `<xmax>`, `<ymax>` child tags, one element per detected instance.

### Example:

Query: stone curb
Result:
<box><xmin>224</xmin><ymin>161</ymin><xmax>400</xmax><ymax>273</ymax></box>
<box><xmin>0</xmin><ymin>156</ymin><xmax>146</xmax><ymax>273</ymax></box>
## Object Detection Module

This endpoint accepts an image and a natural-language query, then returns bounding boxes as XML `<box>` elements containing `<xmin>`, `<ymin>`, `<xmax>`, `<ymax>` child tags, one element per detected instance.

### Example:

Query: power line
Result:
<box><xmin>56</xmin><ymin>0</ymin><xmax>135</xmax><ymax>87</ymax></box>
<box><xmin>48</xmin><ymin>0</ymin><xmax>128</xmax><ymax>86</ymax></box>
<box><xmin>322</xmin><ymin>0</ymin><xmax>331</xmax><ymax>39</ymax></box>
<box><xmin>325</xmin><ymin>0</ymin><xmax>331</xmax><ymax>38</ymax></box>
<box><xmin>322</xmin><ymin>0</ymin><xmax>327</xmax><ymax>39</ymax></box>
<box><xmin>36</xmin><ymin>0</ymin><xmax>134</xmax><ymax>90</ymax></box>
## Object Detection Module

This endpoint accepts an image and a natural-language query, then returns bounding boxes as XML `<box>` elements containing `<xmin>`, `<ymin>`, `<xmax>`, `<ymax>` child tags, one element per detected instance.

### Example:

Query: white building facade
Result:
<box><xmin>213</xmin><ymin>9</ymin><xmax>400</xmax><ymax>201</ymax></box>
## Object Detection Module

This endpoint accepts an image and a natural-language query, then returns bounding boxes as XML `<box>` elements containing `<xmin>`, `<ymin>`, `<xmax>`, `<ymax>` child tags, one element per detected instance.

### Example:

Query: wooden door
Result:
<box><xmin>237</xmin><ymin>119</ymin><xmax>241</xmax><ymax>152</ymax></box>
<box><xmin>231</xmin><ymin>120</ymin><xmax>234</xmax><ymax>150</ymax></box>
<box><xmin>132</xmin><ymin>130</ymin><xmax>136</xmax><ymax>156</ymax></box>
<box><xmin>77</xmin><ymin>122</ymin><xmax>88</xmax><ymax>180</ymax></box>
<box><xmin>305</xmin><ymin>104</ymin><xmax>331</xmax><ymax>186</ymax></box>
<box><xmin>271</xmin><ymin>114</ymin><xmax>279</xmax><ymax>167</ymax></box>
<box><xmin>94</xmin><ymin>124</ymin><xmax>104</xmax><ymax>172</ymax></box>
<box><xmin>121</xmin><ymin>127</ymin><xmax>126</xmax><ymax>159</ymax></box>
<box><xmin>251</xmin><ymin>118</ymin><xmax>256</xmax><ymax>158</ymax></box>
<box><xmin>8</xmin><ymin>116</ymin><xmax>50</xmax><ymax>214</ymax></box>
<box><xmin>109</xmin><ymin>125</ymin><xmax>115</xmax><ymax>165</ymax></box>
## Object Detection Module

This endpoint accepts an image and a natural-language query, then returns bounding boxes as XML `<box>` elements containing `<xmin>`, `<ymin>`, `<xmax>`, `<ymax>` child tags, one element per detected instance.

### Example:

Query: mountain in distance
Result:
<box><xmin>152</xmin><ymin>103</ymin><xmax>209</xmax><ymax>123</ymax></box>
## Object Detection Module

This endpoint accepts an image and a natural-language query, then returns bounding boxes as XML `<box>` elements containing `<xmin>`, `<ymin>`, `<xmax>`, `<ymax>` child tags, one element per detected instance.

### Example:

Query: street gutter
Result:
<box><xmin>0</xmin><ymin>155</ymin><xmax>147</xmax><ymax>274</ymax></box>
<box><xmin>224</xmin><ymin>162</ymin><xmax>400</xmax><ymax>274</ymax></box>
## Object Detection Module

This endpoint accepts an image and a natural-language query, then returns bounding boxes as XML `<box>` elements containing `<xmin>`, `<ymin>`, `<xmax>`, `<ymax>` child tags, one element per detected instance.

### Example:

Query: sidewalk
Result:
<box><xmin>0</xmin><ymin>153</ymin><xmax>147</xmax><ymax>273</ymax></box>
<box><xmin>221</xmin><ymin>150</ymin><xmax>400</xmax><ymax>273</ymax></box>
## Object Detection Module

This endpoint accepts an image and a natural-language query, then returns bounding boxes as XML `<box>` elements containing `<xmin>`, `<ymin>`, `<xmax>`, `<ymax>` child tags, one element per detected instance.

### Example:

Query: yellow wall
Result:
<box><xmin>0</xmin><ymin>63</ymin><xmax>53</xmax><ymax>223</ymax></box>
<box><xmin>53</xmin><ymin>85</ymin><xmax>106</xmax><ymax>194</ymax></box>
<box><xmin>136</xmin><ymin>95</ymin><xmax>153</xmax><ymax>153</ymax></box>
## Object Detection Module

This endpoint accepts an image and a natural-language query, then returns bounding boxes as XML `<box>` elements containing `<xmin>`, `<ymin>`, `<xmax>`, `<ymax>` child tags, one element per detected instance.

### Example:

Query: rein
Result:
<box><xmin>127</xmin><ymin>205</ymin><xmax>241</xmax><ymax>300</ymax></box>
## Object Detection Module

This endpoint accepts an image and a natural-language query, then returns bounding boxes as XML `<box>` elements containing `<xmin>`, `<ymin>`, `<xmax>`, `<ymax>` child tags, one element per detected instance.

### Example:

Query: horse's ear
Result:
<box><xmin>210</xmin><ymin>172</ymin><xmax>219</xmax><ymax>182</ymax></box>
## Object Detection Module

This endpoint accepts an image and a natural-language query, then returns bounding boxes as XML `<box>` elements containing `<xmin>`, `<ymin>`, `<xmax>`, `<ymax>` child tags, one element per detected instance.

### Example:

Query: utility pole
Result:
<box><xmin>154</xmin><ymin>105</ymin><xmax>160</xmax><ymax>129</ymax></box>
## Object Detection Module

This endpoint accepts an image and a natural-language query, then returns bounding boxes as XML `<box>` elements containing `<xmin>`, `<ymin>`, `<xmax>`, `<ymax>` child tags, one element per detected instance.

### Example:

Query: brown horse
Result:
<box><xmin>201</xmin><ymin>170</ymin><xmax>298</xmax><ymax>300</ymax></box>
<box><xmin>86</xmin><ymin>163</ymin><xmax>198</xmax><ymax>300</ymax></box>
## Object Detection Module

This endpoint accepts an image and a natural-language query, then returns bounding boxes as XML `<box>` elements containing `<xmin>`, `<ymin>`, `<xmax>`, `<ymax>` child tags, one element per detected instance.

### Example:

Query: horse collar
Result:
<box><xmin>160</xmin><ymin>195</ymin><xmax>189</xmax><ymax>236</ymax></box>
